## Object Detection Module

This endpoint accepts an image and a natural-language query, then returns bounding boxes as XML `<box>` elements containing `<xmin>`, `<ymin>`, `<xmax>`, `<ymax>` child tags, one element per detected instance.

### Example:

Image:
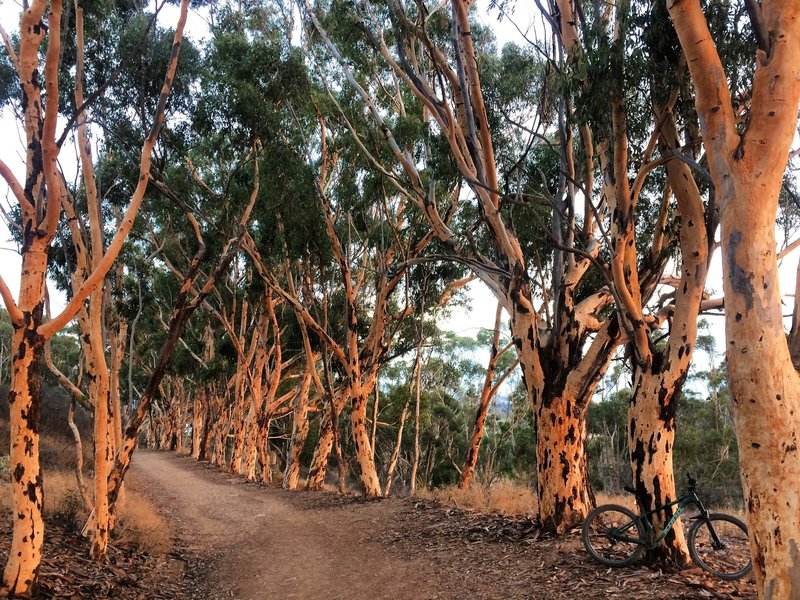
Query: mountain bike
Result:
<box><xmin>582</xmin><ymin>474</ymin><xmax>752</xmax><ymax>580</ymax></box>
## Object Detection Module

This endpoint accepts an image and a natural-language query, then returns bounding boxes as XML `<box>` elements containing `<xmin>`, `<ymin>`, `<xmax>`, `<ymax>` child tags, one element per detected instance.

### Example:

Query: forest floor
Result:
<box><xmin>122</xmin><ymin>451</ymin><xmax>757</xmax><ymax>600</ymax></box>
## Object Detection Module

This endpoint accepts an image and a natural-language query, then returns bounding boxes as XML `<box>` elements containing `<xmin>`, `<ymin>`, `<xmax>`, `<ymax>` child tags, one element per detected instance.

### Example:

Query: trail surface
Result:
<box><xmin>128</xmin><ymin>451</ymin><xmax>756</xmax><ymax>600</ymax></box>
<box><xmin>129</xmin><ymin>452</ymin><xmax>441</xmax><ymax>599</ymax></box>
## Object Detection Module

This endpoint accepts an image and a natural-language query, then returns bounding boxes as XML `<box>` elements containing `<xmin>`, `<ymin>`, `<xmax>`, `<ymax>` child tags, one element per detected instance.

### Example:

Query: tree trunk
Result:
<box><xmin>108</xmin><ymin>319</ymin><xmax>127</xmax><ymax>458</ymax></box>
<box><xmin>535</xmin><ymin>391</ymin><xmax>594</xmax><ymax>533</ymax></box>
<box><xmin>198</xmin><ymin>396</ymin><xmax>211</xmax><ymax>461</ymax></box>
<box><xmin>624</xmin><ymin>109</ymin><xmax>706</xmax><ymax>566</ymax></box>
<box><xmin>510</xmin><ymin>302</ymin><xmax>596</xmax><ymax>533</ymax></box>
<box><xmin>192</xmin><ymin>390</ymin><xmax>204</xmax><ymax>460</ymax></box>
<box><xmin>88</xmin><ymin>290</ymin><xmax>113</xmax><ymax>559</ymax></box>
<box><xmin>284</xmin><ymin>361</ymin><xmax>314</xmax><ymax>490</ymax></box>
<box><xmin>243</xmin><ymin>409</ymin><xmax>260</xmax><ymax>482</ymax></box>
<box><xmin>229</xmin><ymin>402</ymin><xmax>248</xmax><ymax>474</ymax></box>
<box><xmin>210</xmin><ymin>408</ymin><xmax>229</xmax><ymax>468</ymax></box>
<box><xmin>333</xmin><ymin>409</ymin><xmax>347</xmax><ymax>494</ymax></box>
<box><xmin>460</xmin><ymin>302</ymin><xmax>503</xmax><ymax>488</ymax></box>
<box><xmin>173</xmin><ymin>386</ymin><xmax>185</xmax><ymax>454</ymax></box>
<box><xmin>721</xmin><ymin>183</ymin><xmax>800</xmax><ymax>597</ymax></box>
<box><xmin>383</xmin><ymin>398</ymin><xmax>410</xmax><ymax>496</ymax></box>
<box><xmin>306</xmin><ymin>389</ymin><xmax>346</xmax><ymax>490</ymax></box>
<box><xmin>628</xmin><ymin>368</ymin><xmax>689</xmax><ymax>564</ymax></box>
<box><xmin>68</xmin><ymin>398</ymin><xmax>93</xmax><ymax>513</ymax></box>
<box><xmin>669</xmin><ymin>1</ymin><xmax>800</xmax><ymax>593</ymax></box>
<box><xmin>3</xmin><ymin>252</ymin><xmax>47</xmax><ymax>595</ymax></box>
<box><xmin>256</xmin><ymin>413</ymin><xmax>273</xmax><ymax>484</ymax></box>
<box><xmin>350</xmin><ymin>379</ymin><xmax>382</xmax><ymax>497</ymax></box>
<box><xmin>370</xmin><ymin>379</ymin><xmax>379</xmax><ymax>462</ymax></box>
<box><xmin>410</xmin><ymin>348</ymin><xmax>422</xmax><ymax>497</ymax></box>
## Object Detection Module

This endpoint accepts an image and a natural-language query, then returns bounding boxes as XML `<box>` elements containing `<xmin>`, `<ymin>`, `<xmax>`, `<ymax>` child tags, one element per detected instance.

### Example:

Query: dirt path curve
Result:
<box><xmin>128</xmin><ymin>451</ymin><xmax>444</xmax><ymax>600</ymax></box>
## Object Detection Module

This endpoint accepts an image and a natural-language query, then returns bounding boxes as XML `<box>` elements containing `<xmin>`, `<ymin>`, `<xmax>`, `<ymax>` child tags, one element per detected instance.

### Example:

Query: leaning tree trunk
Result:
<box><xmin>256</xmin><ymin>413</ymin><xmax>273</xmax><ymax>484</ymax></box>
<box><xmin>383</xmin><ymin>397</ymin><xmax>410</xmax><ymax>496</ymax></box>
<box><xmin>460</xmin><ymin>302</ymin><xmax>504</xmax><ymax>488</ymax></box>
<box><xmin>306</xmin><ymin>388</ymin><xmax>347</xmax><ymax>490</ymax></box>
<box><xmin>3</xmin><ymin>252</ymin><xmax>47</xmax><ymax>595</ymax></box>
<box><xmin>284</xmin><ymin>405</ymin><xmax>312</xmax><ymax>489</ymax></box>
<box><xmin>284</xmin><ymin>360</ymin><xmax>315</xmax><ymax>490</ymax></box>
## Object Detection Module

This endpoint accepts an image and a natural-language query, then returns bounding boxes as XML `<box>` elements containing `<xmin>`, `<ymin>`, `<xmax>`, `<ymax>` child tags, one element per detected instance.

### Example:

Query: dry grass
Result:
<box><xmin>421</xmin><ymin>479</ymin><xmax>538</xmax><ymax>516</ymax></box>
<box><xmin>0</xmin><ymin>469</ymin><xmax>83</xmax><ymax>518</ymax></box>
<box><xmin>114</xmin><ymin>490</ymin><xmax>172</xmax><ymax>555</ymax></box>
<box><xmin>0</xmin><ymin>464</ymin><xmax>171</xmax><ymax>555</ymax></box>
<box><xmin>594</xmin><ymin>491</ymin><xmax>637</xmax><ymax>512</ymax></box>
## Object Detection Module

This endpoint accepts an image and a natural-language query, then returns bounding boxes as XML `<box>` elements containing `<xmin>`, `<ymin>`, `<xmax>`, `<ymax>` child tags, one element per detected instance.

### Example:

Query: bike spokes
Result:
<box><xmin>689</xmin><ymin>515</ymin><xmax>752</xmax><ymax>580</ymax></box>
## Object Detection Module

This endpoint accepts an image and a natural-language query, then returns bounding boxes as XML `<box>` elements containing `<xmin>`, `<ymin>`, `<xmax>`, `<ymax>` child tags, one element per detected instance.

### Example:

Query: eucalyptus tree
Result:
<box><xmin>35</xmin><ymin>0</ymin><xmax>281</xmax><ymax>551</ymax></box>
<box><xmin>548</xmin><ymin>0</ymin><xmax>720</xmax><ymax>561</ymax></box>
<box><xmin>0</xmin><ymin>0</ymin><xmax>190</xmax><ymax>589</ymax></box>
<box><xmin>668</xmin><ymin>0</ymin><xmax>800</xmax><ymax>594</ymax></box>
<box><xmin>300</xmin><ymin>0</ymin><xmax>618</xmax><ymax>529</ymax></box>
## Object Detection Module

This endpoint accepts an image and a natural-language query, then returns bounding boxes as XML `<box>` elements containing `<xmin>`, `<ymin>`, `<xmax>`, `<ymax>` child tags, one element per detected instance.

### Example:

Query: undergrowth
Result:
<box><xmin>420</xmin><ymin>478</ymin><xmax>538</xmax><ymax>516</ymax></box>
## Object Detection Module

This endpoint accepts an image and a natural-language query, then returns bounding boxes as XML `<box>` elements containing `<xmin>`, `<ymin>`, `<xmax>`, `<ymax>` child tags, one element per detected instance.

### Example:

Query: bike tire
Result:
<box><xmin>582</xmin><ymin>504</ymin><xmax>645</xmax><ymax>567</ymax></box>
<box><xmin>687</xmin><ymin>513</ymin><xmax>752</xmax><ymax>580</ymax></box>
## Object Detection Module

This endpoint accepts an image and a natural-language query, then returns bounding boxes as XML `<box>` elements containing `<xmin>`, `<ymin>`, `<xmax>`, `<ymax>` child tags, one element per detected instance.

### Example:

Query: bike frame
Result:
<box><xmin>612</xmin><ymin>491</ymin><xmax>709</xmax><ymax>548</ymax></box>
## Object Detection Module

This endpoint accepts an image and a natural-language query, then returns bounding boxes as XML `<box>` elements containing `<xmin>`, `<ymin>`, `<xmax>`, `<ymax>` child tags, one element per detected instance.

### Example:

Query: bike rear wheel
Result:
<box><xmin>687</xmin><ymin>513</ymin><xmax>752</xmax><ymax>580</ymax></box>
<box><xmin>582</xmin><ymin>504</ymin><xmax>645</xmax><ymax>567</ymax></box>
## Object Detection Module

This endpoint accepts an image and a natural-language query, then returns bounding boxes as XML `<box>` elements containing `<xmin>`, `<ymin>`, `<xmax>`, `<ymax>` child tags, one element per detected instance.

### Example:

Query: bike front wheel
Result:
<box><xmin>582</xmin><ymin>504</ymin><xmax>645</xmax><ymax>567</ymax></box>
<box><xmin>687</xmin><ymin>513</ymin><xmax>752</xmax><ymax>580</ymax></box>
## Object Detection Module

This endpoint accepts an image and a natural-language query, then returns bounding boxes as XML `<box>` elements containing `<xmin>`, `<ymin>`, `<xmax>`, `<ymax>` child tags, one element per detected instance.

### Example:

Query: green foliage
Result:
<box><xmin>0</xmin><ymin>46</ymin><xmax>15</xmax><ymax>108</ymax></box>
<box><xmin>361</xmin><ymin>325</ymin><xmax>535</xmax><ymax>490</ymax></box>
<box><xmin>0</xmin><ymin>309</ymin><xmax>14</xmax><ymax>385</ymax></box>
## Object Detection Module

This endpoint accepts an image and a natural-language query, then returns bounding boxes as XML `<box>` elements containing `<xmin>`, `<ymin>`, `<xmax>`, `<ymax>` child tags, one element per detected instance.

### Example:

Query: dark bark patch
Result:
<box><xmin>565</xmin><ymin>425</ymin><xmax>576</xmax><ymax>444</ymax></box>
<box><xmin>727</xmin><ymin>230</ymin><xmax>755</xmax><ymax>312</ymax></box>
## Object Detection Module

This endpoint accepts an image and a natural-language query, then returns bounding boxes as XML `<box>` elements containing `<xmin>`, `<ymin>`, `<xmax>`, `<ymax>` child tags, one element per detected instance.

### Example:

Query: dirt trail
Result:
<box><xmin>128</xmin><ymin>452</ymin><xmax>443</xmax><ymax>599</ymax></box>
<box><xmin>128</xmin><ymin>451</ymin><xmax>756</xmax><ymax>600</ymax></box>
